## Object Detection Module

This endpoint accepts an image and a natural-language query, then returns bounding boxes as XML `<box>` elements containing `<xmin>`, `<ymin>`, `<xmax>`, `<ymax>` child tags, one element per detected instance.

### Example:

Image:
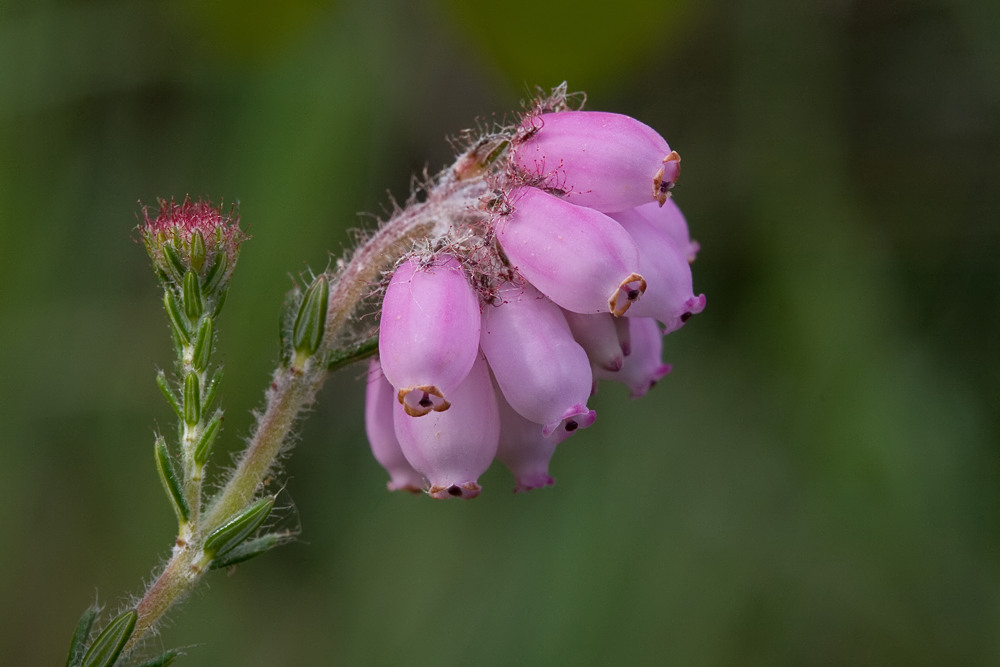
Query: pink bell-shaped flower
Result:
<box><xmin>393</xmin><ymin>352</ymin><xmax>499</xmax><ymax>499</ymax></box>
<box><xmin>496</xmin><ymin>187</ymin><xmax>646</xmax><ymax>316</ymax></box>
<box><xmin>364</xmin><ymin>358</ymin><xmax>424</xmax><ymax>493</ymax></box>
<box><xmin>623</xmin><ymin>199</ymin><xmax>700</xmax><ymax>264</ymax></box>
<box><xmin>480</xmin><ymin>282</ymin><xmax>597</xmax><ymax>438</ymax></box>
<box><xmin>512</xmin><ymin>110</ymin><xmax>681</xmax><ymax>213</ymax></box>
<box><xmin>612</xmin><ymin>206</ymin><xmax>706</xmax><ymax>334</ymax></box>
<box><xmin>596</xmin><ymin>317</ymin><xmax>672</xmax><ymax>398</ymax></box>
<box><xmin>562</xmin><ymin>310</ymin><xmax>625</xmax><ymax>372</ymax></box>
<box><xmin>495</xmin><ymin>390</ymin><xmax>574</xmax><ymax>493</ymax></box>
<box><xmin>378</xmin><ymin>254</ymin><xmax>481</xmax><ymax>416</ymax></box>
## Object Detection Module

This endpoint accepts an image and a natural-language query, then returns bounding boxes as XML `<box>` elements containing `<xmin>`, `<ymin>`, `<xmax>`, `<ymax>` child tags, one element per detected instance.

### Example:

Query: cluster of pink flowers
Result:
<box><xmin>364</xmin><ymin>102</ymin><xmax>704</xmax><ymax>498</ymax></box>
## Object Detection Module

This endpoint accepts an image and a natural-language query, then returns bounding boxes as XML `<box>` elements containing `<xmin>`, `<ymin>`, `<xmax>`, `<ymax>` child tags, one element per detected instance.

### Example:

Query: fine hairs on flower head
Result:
<box><xmin>366</xmin><ymin>84</ymin><xmax>705</xmax><ymax>498</ymax></box>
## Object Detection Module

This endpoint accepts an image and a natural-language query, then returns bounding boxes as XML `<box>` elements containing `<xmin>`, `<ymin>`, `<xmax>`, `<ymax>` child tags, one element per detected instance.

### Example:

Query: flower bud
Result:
<box><xmin>139</xmin><ymin>197</ymin><xmax>246</xmax><ymax>294</ymax></box>
<box><xmin>378</xmin><ymin>255</ymin><xmax>481</xmax><ymax>416</ymax></box>
<box><xmin>393</xmin><ymin>353</ymin><xmax>499</xmax><ymax>499</ymax></box>
<box><xmin>595</xmin><ymin>317</ymin><xmax>672</xmax><ymax>398</ymax></box>
<box><xmin>612</xmin><ymin>205</ymin><xmax>706</xmax><ymax>333</ymax></box>
<box><xmin>480</xmin><ymin>282</ymin><xmax>596</xmax><ymax>438</ymax></box>
<box><xmin>497</xmin><ymin>187</ymin><xmax>646</xmax><ymax>316</ymax></box>
<box><xmin>512</xmin><ymin>111</ymin><xmax>681</xmax><ymax>212</ymax></box>
<box><xmin>365</xmin><ymin>358</ymin><xmax>424</xmax><ymax>493</ymax></box>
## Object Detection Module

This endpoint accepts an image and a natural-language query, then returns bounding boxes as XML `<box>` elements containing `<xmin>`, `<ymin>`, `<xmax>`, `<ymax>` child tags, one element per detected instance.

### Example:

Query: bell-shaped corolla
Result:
<box><xmin>364</xmin><ymin>358</ymin><xmax>424</xmax><ymax>493</ymax></box>
<box><xmin>496</xmin><ymin>187</ymin><xmax>645</xmax><ymax>317</ymax></box>
<box><xmin>480</xmin><ymin>282</ymin><xmax>596</xmax><ymax>438</ymax></box>
<box><xmin>393</xmin><ymin>352</ymin><xmax>499</xmax><ymax>499</ymax></box>
<box><xmin>512</xmin><ymin>110</ymin><xmax>681</xmax><ymax>212</ymax></box>
<box><xmin>378</xmin><ymin>254</ymin><xmax>481</xmax><ymax>416</ymax></box>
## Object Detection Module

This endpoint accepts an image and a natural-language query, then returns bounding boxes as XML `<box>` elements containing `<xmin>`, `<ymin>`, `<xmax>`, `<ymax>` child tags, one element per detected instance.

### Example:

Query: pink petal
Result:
<box><xmin>496</xmin><ymin>187</ymin><xmax>645</xmax><ymax>316</ymax></box>
<box><xmin>393</xmin><ymin>352</ymin><xmax>499</xmax><ymax>499</ymax></box>
<box><xmin>513</xmin><ymin>110</ymin><xmax>680</xmax><ymax>212</ymax></box>
<box><xmin>378</xmin><ymin>254</ymin><xmax>481</xmax><ymax>416</ymax></box>
<box><xmin>364</xmin><ymin>358</ymin><xmax>424</xmax><ymax>493</ymax></box>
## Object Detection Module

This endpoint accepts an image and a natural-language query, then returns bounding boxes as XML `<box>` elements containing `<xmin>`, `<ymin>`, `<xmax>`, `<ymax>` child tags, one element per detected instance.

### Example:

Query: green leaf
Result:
<box><xmin>291</xmin><ymin>274</ymin><xmax>329</xmax><ymax>359</ymax></box>
<box><xmin>66</xmin><ymin>604</ymin><xmax>100</xmax><ymax>667</ymax></box>
<box><xmin>132</xmin><ymin>649</ymin><xmax>182</xmax><ymax>667</ymax></box>
<box><xmin>203</xmin><ymin>250</ymin><xmax>228</xmax><ymax>295</ymax></box>
<box><xmin>155</xmin><ymin>371</ymin><xmax>182</xmax><ymax>419</ymax></box>
<box><xmin>190</xmin><ymin>230</ymin><xmax>206</xmax><ymax>273</ymax></box>
<box><xmin>182</xmin><ymin>271</ymin><xmax>203</xmax><ymax>321</ymax></box>
<box><xmin>202</xmin><ymin>368</ymin><xmax>223</xmax><ymax>414</ymax></box>
<box><xmin>163</xmin><ymin>289</ymin><xmax>190</xmax><ymax>346</ymax></box>
<box><xmin>192</xmin><ymin>317</ymin><xmax>214</xmax><ymax>372</ymax></box>
<box><xmin>209</xmin><ymin>531</ymin><xmax>294</xmax><ymax>570</ymax></box>
<box><xmin>80</xmin><ymin>609</ymin><xmax>137</xmax><ymax>667</ymax></box>
<box><xmin>183</xmin><ymin>372</ymin><xmax>200</xmax><ymax>427</ymax></box>
<box><xmin>154</xmin><ymin>436</ymin><xmax>190</xmax><ymax>524</ymax></box>
<box><xmin>203</xmin><ymin>496</ymin><xmax>274</xmax><ymax>560</ymax></box>
<box><xmin>326</xmin><ymin>336</ymin><xmax>378</xmax><ymax>374</ymax></box>
<box><xmin>162</xmin><ymin>242</ymin><xmax>186</xmax><ymax>281</ymax></box>
<box><xmin>193</xmin><ymin>410</ymin><xmax>223</xmax><ymax>466</ymax></box>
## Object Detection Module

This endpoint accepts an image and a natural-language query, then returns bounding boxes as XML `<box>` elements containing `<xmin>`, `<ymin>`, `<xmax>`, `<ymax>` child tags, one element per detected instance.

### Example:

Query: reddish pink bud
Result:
<box><xmin>497</xmin><ymin>187</ymin><xmax>646</xmax><ymax>316</ymax></box>
<box><xmin>378</xmin><ymin>255</ymin><xmax>481</xmax><ymax>416</ymax></box>
<box><xmin>612</xmin><ymin>206</ymin><xmax>706</xmax><ymax>333</ymax></box>
<box><xmin>596</xmin><ymin>318</ymin><xmax>672</xmax><ymax>398</ymax></box>
<box><xmin>393</xmin><ymin>353</ymin><xmax>499</xmax><ymax>499</ymax></box>
<box><xmin>513</xmin><ymin>111</ymin><xmax>680</xmax><ymax>212</ymax></box>
<box><xmin>365</xmin><ymin>358</ymin><xmax>424</xmax><ymax>493</ymax></box>
<box><xmin>480</xmin><ymin>282</ymin><xmax>596</xmax><ymax>438</ymax></box>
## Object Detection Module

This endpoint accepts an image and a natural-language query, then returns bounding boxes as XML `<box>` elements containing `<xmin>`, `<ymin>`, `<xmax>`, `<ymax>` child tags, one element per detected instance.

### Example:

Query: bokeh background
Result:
<box><xmin>2</xmin><ymin>0</ymin><xmax>998</xmax><ymax>664</ymax></box>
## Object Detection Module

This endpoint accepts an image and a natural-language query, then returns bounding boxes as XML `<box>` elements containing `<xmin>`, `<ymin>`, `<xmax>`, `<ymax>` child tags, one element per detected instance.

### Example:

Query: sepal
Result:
<box><xmin>203</xmin><ymin>496</ymin><xmax>275</xmax><ymax>559</ymax></box>
<box><xmin>80</xmin><ymin>609</ymin><xmax>137</xmax><ymax>667</ymax></box>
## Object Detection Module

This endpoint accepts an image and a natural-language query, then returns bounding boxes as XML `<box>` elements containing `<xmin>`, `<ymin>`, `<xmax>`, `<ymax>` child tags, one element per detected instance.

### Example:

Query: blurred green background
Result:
<box><xmin>2</xmin><ymin>0</ymin><xmax>998</xmax><ymax>664</ymax></box>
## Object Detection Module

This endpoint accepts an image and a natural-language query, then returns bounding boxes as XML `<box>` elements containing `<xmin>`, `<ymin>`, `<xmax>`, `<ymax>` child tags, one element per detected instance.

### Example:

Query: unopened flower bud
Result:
<box><xmin>393</xmin><ymin>353</ymin><xmax>499</xmax><ymax>499</ymax></box>
<box><xmin>497</xmin><ymin>187</ymin><xmax>646</xmax><ymax>316</ymax></box>
<box><xmin>378</xmin><ymin>255</ymin><xmax>482</xmax><ymax>416</ymax></box>
<box><xmin>139</xmin><ymin>197</ymin><xmax>246</xmax><ymax>295</ymax></box>
<box><xmin>513</xmin><ymin>111</ymin><xmax>680</xmax><ymax>212</ymax></box>
<box><xmin>480</xmin><ymin>282</ymin><xmax>596</xmax><ymax>438</ymax></box>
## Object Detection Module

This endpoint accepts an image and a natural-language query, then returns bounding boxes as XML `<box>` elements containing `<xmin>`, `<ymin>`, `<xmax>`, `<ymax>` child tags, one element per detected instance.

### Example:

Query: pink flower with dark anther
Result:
<box><xmin>393</xmin><ymin>353</ymin><xmax>499</xmax><ymax>499</ymax></box>
<box><xmin>562</xmin><ymin>310</ymin><xmax>625</xmax><ymax>372</ymax></box>
<box><xmin>480</xmin><ymin>282</ymin><xmax>596</xmax><ymax>438</ymax></box>
<box><xmin>612</xmin><ymin>206</ymin><xmax>706</xmax><ymax>334</ymax></box>
<box><xmin>378</xmin><ymin>254</ymin><xmax>482</xmax><ymax>417</ymax></box>
<box><xmin>512</xmin><ymin>110</ymin><xmax>681</xmax><ymax>212</ymax></box>
<box><xmin>354</xmin><ymin>86</ymin><xmax>704</xmax><ymax>498</ymax></box>
<box><xmin>496</xmin><ymin>187</ymin><xmax>646</xmax><ymax>317</ymax></box>
<box><xmin>365</xmin><ymin>358</ymin><xmax>425</xmax><ymax>493</ymax></box>
<box><xmin>596</xmin><ymin>317</ymin><xmax>672</xmax><ymax>398</ymax></box>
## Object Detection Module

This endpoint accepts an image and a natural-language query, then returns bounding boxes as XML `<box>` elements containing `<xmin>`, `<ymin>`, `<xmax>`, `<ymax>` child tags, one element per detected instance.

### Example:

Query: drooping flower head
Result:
<box><xmin>358</xmin><ymin>84</ymin><xmax>704</xmax><ymax>498</ymax></box>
